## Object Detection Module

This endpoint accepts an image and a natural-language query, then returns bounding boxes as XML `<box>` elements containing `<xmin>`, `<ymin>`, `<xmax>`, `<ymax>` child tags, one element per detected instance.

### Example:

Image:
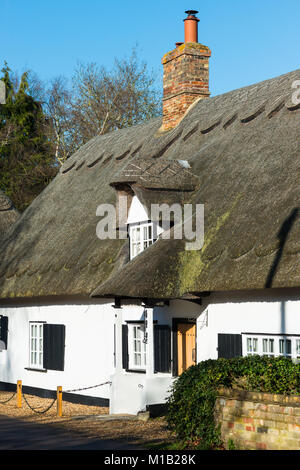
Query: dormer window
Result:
<box><xmin>129</xmin><ymin>221</ymin><xmax>155</xmax><ymax>259</ymax></box>
<box><xmin>110</xmin><ymin>158</ymin><xmax>197</xmax><ymax>262</ymax></box>
<box><xmin>126</xmin><ymin>195</ymin><xmax>164</xmax><ymax>260</ymax></box>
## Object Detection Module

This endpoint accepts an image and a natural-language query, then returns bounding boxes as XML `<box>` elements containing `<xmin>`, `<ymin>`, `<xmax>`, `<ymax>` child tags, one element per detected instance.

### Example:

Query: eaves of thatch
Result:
<box><xmin>0</xmin><ymin>69</ymin><xmax>299</xmax><ymax>299</ymax></box>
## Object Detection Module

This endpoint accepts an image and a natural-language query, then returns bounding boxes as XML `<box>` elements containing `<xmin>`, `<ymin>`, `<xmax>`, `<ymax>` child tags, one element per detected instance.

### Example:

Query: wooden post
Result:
<box><xmin>17</xmin><ymin>380</ymin><xmax>22</xmax><ymax>408</ymax></box>
<box><xmin>57</xmin><ymin>386</ymin><xmax>62</xmax><ymax>417</ymax></box>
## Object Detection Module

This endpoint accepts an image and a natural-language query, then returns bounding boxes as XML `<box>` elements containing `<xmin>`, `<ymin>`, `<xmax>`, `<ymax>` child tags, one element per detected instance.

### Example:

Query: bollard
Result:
<box><xmin>57</xmin><ymin>386</ymin><xmax>62</xmax><ymax>417</ymax></box>
<box><xmin>17</xmin><ymin>380</ymin><xmax>22</xmax><ymax>408</ymax></box>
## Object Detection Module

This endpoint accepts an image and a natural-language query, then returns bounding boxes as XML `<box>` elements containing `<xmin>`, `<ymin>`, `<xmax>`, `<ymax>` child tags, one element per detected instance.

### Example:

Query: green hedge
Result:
<box><xmin>166</xmin><ymin>356</ymin><xmax>300</xmax><ymax>449</ymax></box>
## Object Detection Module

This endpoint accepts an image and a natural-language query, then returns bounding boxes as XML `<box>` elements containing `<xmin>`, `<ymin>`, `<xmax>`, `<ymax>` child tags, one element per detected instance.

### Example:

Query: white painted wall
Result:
<box><xmin>0</xmin><ymin>297</ymin><xmax>115</xmax><ymax>400</ymax></box>
<box><xmin>127</xmin><ymin>196</ymin><xmax>149</xmax><ymax>224</ymax></box>
<box><xmin>2</xmin><ymin>288</ymin><xmax>300</xmax><ymax>415</ymax></box>
<box><xmin>111</xmin><ymin>289</ymin><xmax>300</xmax><ymax>414</ymax></box>
<box><xmin>197</xmin><ymin>289</ymin><xmax>300</xmax><ymax>361</ymax></box>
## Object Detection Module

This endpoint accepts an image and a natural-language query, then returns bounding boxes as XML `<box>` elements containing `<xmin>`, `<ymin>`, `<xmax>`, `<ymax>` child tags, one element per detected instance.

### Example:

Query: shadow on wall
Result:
<box><xmin>265</xmin><ymin>208</ymin><xmax>299</xmax><ymax>289</ymax></box>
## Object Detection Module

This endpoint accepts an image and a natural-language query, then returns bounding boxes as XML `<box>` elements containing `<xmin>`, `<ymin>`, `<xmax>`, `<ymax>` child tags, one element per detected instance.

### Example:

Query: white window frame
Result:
<box><xmin>245</xmin><ymin>336</ymin><xmax>259</xmax><ymax>355</ymax></box>
<box><xmin>242</xmin><ymin>334</ymin><xmax>300</xmax><ymax>361</ymax></box>
<box><xmin>29</xmin><ymin>322</ymin><xmax>44</xmax><ymax>369</ymax></box>
<box><xmin>129</xmin><ymin>221</ymin><xmax>155</xmax><ymax>260</ymax></box>
<box><xmin>279</xmin><ymin>338</ymin><xmax>292</xmax><ymax>358</ymax></box>
<box><xmin>128</xmin><ymin>323</ymin><xmax>147</xmax><ymax>371</ymax></box>
<box><xmin>262</xmin><ymin>337</ymin><xmax>275</xmax><ymax>357</ymax></box>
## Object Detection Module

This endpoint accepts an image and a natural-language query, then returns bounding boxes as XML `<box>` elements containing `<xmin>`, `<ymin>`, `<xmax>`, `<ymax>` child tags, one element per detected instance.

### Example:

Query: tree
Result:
<box><xmin>25</xmin><ymin>49</ymin><xmax>161</xmax><ymax>166</ymax></box>
<box><xmin>44</xmin><ymin>76</ymin><xmax>75</xmax><ymax>165</ymax></box>
<box><xmin>0</xmin><ymin>49</ymin><xmax>162</xmax><ymax>209</ymax></box>
<box><xmin>71</xmin><ymin>48</ymin><xmax>161</xmax><ymax>145</ymax></box>
<box><xmin>0</xmin><ymin>62</ymin><xmax>57</xmax><ymax>211</ymax></box>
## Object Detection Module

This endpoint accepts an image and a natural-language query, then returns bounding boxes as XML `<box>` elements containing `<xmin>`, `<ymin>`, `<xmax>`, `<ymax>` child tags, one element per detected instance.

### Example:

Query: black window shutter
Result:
<box><xmin>218</xmin><ymin>334</ymin><xmax>242</xmax><ymax>359</ymax></box>
<box><xmin>154</xmin><ymin>325</ymin><xmax>171</xmax><ymax>373</ymax></box>
<box><xmin>43</xmin><ymin>324</ymin><xmax>65</xmax><ymax>371</ymax></box>
<box><xmin>0</xmin><ymin>316</ymin><xmax>8</xmax><ymax>349</ymax></box>
<box><xmin>122</xmin><ymin>324</ymin><xmax>129</xmax><ymax>370</ymax></box>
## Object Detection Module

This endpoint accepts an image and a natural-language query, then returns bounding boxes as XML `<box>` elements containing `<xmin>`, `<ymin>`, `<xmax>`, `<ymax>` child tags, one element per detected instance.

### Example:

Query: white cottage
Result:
<box><xmin>0</xmin><ymin>12</ymin><xmax>300</xmax><ymax>415</ymax></box>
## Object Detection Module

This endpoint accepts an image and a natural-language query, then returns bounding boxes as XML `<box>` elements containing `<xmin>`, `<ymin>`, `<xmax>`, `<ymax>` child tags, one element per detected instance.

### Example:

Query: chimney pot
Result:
<box><xmin>184</xmin><ymin>9</ymin><xmax>199</xmax><ymax>43</ymax></box>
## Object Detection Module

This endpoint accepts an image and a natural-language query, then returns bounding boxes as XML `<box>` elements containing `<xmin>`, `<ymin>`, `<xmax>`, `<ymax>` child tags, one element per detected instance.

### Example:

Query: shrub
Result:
<box><xmin>166</xmin><ymin>356</ymin><xmax>300</xmax><ymax>449</ymax></box>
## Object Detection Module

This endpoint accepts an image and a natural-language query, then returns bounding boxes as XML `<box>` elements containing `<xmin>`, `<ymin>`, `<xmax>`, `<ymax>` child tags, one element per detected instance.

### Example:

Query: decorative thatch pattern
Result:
<box><xmin>0</xmin><ymin>69</ymin><xmax>299</xmax><ymax>299</ymax></box>
<box><xmin>110</xmin><ymin>158</ymin><xmax>198</xmax><ymax>190</ymax></box>
<box><xmin>0</xmin><ymin>191</ymin><xmax>19</xmax><ymax>244</ymax></box>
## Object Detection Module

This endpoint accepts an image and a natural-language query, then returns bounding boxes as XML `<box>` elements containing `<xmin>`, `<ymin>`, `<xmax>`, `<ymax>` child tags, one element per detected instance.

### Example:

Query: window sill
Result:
<box><xmin>25</xmin><ymin>367</ymin><xmax>47</xmax><ymax>373</ymax></box>
<box><xmin>125</xmin><ymin>369</ymin><xmax>146</xmax><ymax>374</ymax></box>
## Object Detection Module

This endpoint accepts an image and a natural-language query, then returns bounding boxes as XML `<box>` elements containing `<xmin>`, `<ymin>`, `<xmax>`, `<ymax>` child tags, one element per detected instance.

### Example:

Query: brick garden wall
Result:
<box><xmin>215</xmin><ymin>387</ymin><xmax>300</xmax><ymax>450</ymax></box>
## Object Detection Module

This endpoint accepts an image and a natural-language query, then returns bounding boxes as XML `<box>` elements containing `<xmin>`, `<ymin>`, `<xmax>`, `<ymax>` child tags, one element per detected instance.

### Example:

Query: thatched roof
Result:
<box><xmin>0</xmin><ymin>191</ymin><xmax>19</xmax><ymax>244</ymax></box>
<box><xmin>0</xmin><ymin>69</ymin><xmax>299</xmax><ymax>299</ymax></box>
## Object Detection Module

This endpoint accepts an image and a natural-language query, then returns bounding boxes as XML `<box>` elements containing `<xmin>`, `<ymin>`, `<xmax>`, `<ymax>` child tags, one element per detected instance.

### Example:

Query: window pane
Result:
<box><xmin>279</xmin><ymin>339</ymin><xmax>284</xmax><ymax>354</ymax></box>
<box><xmin>130</xmin><ymin>223</ymin><xmax>154</xmax><ymax>260</ymax></box>
<box><xmin>134</xmin><ymin>353</ymin><xmax>141</xmax><ymax>366</ymax></box>
<box><xmin>263</xmin><ymin>339</ymin><xmax>268</xmax><ymax>353</ymax></box>
<box><xmin>130</xmin><ymin>325</ymin><xmax>147</xmax><ymax>368</ymax></box>
<box><xmin>286</xmin><ymin>340</ymin><xmax>291</xmax><ymax>355</ymax></box>
<box><xmin>30</xmin><ymin>323</ymin><xmax>43</xmax><ymax>368</ymax></box>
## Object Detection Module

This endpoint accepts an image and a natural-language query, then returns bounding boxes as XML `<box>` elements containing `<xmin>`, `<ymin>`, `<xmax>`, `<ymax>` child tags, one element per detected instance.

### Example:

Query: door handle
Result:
<box><xmin>192</xmin><ymin>348</ymin><xmax>196</xmax><ymax>363</ymax></box>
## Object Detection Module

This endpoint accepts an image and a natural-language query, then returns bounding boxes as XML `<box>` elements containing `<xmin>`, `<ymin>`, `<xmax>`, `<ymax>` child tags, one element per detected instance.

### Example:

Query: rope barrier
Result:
<box><xmin>0</xmin><ymin>391</ymin><xmax>16</xmax><ymax>404</ymax></box>
<box><xmin>64</xmin><ymin>381</ymin><xmax>112</xmax><ymax>393</ymax></box>
<box><xmin>0</xmin><ymin>379</ymin><xmax>111</xmax><ymax>415</ymax></box>
<box><xmin>22</xmin><ymin>393</ymin><xmax>57</xmax><ymax>414</ymax></box>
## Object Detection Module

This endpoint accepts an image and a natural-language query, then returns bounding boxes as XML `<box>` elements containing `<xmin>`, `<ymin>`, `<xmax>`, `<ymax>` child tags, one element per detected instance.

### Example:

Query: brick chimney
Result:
<box><xmin>161</xmin><ymin>10</ymin><xmax>211</xmax><ymax>132</ymax></box>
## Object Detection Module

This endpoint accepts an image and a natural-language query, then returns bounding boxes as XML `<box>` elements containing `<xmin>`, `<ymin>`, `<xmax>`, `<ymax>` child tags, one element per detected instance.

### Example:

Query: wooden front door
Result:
<box><xmin>177</xmin><ymin>323</ymin><xmax>196</xmax><ymax>375</ymax></box>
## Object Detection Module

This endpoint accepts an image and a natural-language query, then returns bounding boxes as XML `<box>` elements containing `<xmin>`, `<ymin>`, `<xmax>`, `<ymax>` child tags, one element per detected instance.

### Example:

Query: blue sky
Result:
<box><xmin>1</xmin><ymin>0</ymin><xmax>299</xmax><ymax>96</ymax></box>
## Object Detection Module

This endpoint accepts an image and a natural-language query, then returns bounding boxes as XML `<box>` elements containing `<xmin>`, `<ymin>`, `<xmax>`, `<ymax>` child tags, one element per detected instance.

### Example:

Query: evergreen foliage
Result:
<box><xmin>0</xmin><ymin>62</ymin><xmax>56</xmax><ymax>211</ymax></box>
